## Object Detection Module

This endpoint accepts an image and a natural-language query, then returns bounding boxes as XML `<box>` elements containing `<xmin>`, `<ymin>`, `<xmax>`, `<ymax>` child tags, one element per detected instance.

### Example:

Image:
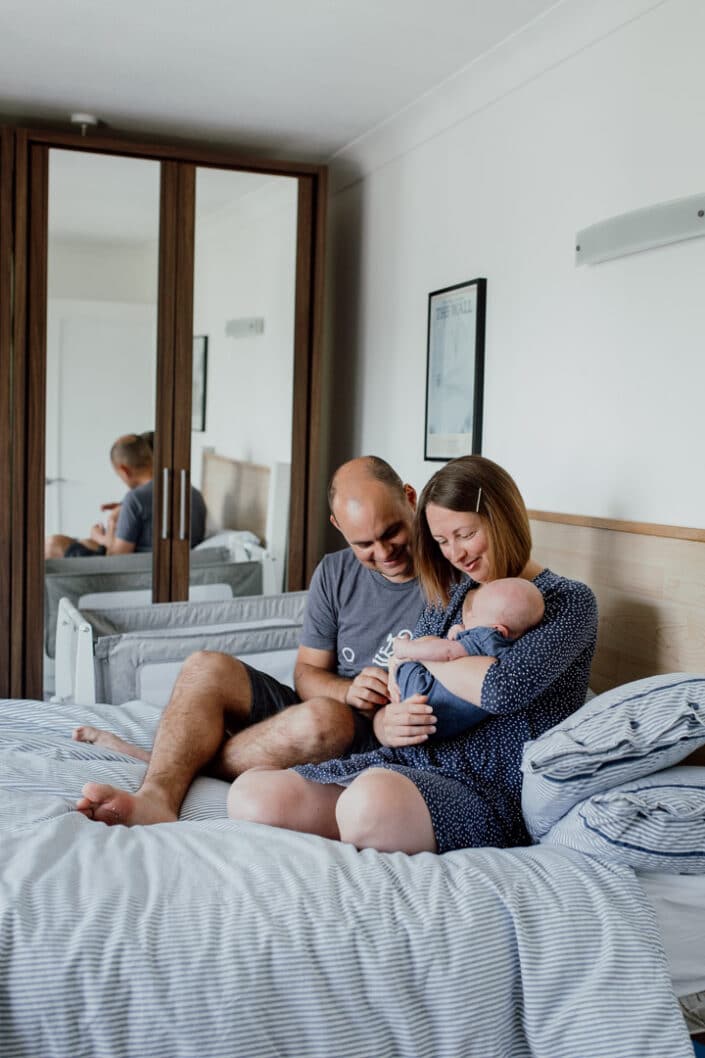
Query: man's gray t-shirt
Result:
<box><xmin>301</xmin><ymin>548</ymin><xmax>425</xmax><ymax>678</ymax></box>
<box><xmin>115</xmin><ymin>480</ymin><xmax>207</xmax><ymax>552</ymax></box>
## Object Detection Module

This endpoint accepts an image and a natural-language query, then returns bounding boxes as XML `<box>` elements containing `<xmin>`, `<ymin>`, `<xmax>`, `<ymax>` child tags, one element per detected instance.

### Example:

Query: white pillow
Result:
<box><xmin>540</xmin><ymin>766</ymin><xmax>705</xmax><ymax>873</ymax></box>
<box><xmin>521</xmin><ymin>673</ymin><xmax>705</xmax><ymax>839</ymax></box>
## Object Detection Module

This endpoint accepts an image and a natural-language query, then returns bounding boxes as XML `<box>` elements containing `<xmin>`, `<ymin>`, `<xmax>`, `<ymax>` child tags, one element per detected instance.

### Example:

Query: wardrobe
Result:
<box><xmin>0</xmin><ymin>124</ymin><xmax>327</xmax><ymax>699</ymax></box>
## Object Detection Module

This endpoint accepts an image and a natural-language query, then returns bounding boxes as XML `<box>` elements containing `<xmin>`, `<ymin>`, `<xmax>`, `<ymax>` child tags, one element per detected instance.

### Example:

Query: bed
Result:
<box><xmin>3</xmin><ymin>511</ymin><xmax>704</xmax><ymax>1057</ymax></box>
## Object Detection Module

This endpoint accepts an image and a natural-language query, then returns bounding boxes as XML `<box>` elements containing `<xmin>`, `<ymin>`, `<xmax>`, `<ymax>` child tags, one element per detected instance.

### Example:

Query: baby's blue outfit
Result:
<box><xmin>397</xmin><ymin>626</ymin><xmax>515</xmax><ymax>739</ymax></box>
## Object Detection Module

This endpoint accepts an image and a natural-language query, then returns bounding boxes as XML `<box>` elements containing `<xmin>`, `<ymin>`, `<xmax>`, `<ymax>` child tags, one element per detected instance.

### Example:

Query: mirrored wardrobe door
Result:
<box><xmin>188</xmin><ymin>166</ymin><xmax>299</xmax><ymax>600</ymax></box>
<box><xmin>43</xmin><ymin>148</ymin><xmax>161</xmax><ymax>698</ymax></box>
<box><xmin>0</xmin><ymin>128</ymin><xmax>13</xmax><ymax>696</ymax></box>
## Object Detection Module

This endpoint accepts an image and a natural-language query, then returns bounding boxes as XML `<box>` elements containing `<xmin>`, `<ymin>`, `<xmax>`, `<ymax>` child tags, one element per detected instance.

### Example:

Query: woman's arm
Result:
<box><xmin>420</xmin><ymin>655</ymin><xmax>496</xmax><ymax>706</ymax></box>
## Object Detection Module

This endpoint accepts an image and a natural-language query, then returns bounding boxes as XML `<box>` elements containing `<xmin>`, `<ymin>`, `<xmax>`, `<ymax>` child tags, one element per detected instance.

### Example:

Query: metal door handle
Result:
<box><xmin>161</xmin><ymin>467</ymin><xmax>170</xmax><ymax>540</ymax></box>
<box><xmin>179</xmin><ymin>469</ymin><xmax>187</xmax><ymax>541</ymax></box>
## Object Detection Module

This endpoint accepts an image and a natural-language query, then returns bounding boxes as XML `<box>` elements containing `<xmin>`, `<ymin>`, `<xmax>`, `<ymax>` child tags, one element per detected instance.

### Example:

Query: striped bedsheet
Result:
<box><xmin>0</xmin><ymin>696</ymin><xmax>693</xmax><ymax>1058</ymax></box>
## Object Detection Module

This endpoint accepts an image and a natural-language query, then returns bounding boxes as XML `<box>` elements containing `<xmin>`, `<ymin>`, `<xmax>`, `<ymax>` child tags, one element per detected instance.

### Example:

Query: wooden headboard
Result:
<box><xmin>200</xmin><ymin>452</ymin><xmax>291</xmax><ymax>583</ymax></box>
<box><xmin>529</xmin><ymin>512</ymin><xmax>705</xmax><ymax>694</ymax></box>
<box><xmin>201</xmin><ymin>453</ymin><xmax>271</xmax><ymax>543</ymax></box>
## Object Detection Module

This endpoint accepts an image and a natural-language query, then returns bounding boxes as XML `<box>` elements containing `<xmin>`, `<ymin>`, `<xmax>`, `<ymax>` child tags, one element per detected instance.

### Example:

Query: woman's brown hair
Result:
<box><xmin>412</xmin><ymin>455</ymin><xmax>532</xmax><ymax>606</ymax></box>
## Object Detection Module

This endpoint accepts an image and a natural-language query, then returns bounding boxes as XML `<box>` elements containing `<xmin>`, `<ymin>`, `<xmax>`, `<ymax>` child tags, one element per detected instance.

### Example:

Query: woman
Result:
<box><xmin>228</xmin><ymin>456</ymin><xmax>598</xmax><ymax>854</ymax></box>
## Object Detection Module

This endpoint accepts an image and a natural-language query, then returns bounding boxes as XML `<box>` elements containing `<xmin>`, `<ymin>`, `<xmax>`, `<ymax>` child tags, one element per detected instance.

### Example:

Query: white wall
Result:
<box><xmin>48</xmin><ymin>238</ymin><xmax>158</xmax><ymax>304</ymax></box>
<box><xmin>325</xmin><ymin>0</ymin><xmax>705</xmax><ymax>529</ymax></box>
<box><xmin>46</xmin><ymin>240</ymin><xmax>158</xmax><ymax>538</ymax></box>
<box><xmin>46</xmin><ymin>175</ymin><xmax>298</xmax><ymax>533</ymax></box>
<box><xmin>191</xmin><ymin>177</ymin><xmax>298</xmax><ymax>486</ymax></box>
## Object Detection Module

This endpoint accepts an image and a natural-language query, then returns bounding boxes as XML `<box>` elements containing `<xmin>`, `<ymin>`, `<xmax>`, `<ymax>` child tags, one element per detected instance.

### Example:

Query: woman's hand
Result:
<box><xmin>373</xmin><ymin>694</ymin><xmax>437</xmax><ymax>747</ymax></box>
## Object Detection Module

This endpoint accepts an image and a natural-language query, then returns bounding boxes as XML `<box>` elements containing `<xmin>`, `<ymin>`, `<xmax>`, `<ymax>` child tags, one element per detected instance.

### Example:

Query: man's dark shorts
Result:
<box><xmin>64</xmin><ymin>541</ymin><xmax>107</xmax><ymax>558</ymax></box>
<box><xmin>245</xmin><ymin>662</ymin><xmax>380</xmax><ymax>755</ymax></box>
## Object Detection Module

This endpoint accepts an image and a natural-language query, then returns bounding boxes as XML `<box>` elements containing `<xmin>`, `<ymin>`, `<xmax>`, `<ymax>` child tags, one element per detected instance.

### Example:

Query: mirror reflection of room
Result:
<box><xmin>43</xmin><ymin>149</ymin><xmax>161</xmax><ymax>698</ymax></box>
<box><xmin>45</xmin><ymin>149</ymin><xmax>160</xmax><ymax>554</ymax></box>
<box><xmin>42</xmin><ymin>153</ymin><xmax>299</xmax><ymax>699</ymax></box>
<box><xmin>190</xmin><ymin>166</ymin><xmax>297</xmax><ymax>594</ymax></box>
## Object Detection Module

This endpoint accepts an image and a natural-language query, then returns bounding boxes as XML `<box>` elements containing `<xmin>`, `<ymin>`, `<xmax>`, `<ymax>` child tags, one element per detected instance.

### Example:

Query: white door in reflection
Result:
<box><xmin>45</xmin><ymin>303</ymin><xmax>156</xmax><ymax>539</ymax></box>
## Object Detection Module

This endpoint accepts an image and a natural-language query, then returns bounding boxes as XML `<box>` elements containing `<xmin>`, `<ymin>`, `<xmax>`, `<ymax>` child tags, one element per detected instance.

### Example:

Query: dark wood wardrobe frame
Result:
<box><xmin>1</xmin><ymin>125</ymin><xmax>327</xmax><ymax>699</ymax></box>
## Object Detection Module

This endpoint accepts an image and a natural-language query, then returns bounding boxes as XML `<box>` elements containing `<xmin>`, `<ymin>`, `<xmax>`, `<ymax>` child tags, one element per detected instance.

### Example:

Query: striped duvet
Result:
<box><xmin>0</xmin><ymin>696</ymin><xmax>693</xmax><ymax>1058</ymax></box>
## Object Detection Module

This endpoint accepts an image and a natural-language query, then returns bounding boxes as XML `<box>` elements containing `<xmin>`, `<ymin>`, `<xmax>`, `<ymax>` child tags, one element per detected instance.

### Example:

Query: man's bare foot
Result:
<box><xmin>73</xmin><ymin>726</ymin><xmax>150</xmax><ymax>763</ymax></box>
<box><xmin>76</xmin><ymin>782</ymin><xmax>178</xmax><ymax>826</ymax></box>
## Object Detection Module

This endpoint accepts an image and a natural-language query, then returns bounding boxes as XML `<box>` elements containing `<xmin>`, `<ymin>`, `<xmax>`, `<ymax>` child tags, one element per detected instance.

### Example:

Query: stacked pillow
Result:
<box><xmin>521</xmin><ymin>673</ymin><xmax>705</xmax><ymax>872</ymax></box>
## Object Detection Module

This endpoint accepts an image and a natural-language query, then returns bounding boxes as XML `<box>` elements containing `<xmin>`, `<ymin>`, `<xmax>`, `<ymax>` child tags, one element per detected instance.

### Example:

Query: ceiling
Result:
<box><xmin>1</xmin><ymin>0</ymin><xmax>560</xmax><ymax>162</ymax></box>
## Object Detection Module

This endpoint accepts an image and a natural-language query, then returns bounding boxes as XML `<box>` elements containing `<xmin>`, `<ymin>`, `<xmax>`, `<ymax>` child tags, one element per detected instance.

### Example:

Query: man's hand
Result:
<box><xmin>105</xmin><ymin>505</ymin><xmax>122</xmax><ymax>531</ymax></box>
<box><xmin>373</xmin><ymin>694</ymin><xmax>437</xmax><ymax>747</ymax></box>
<box><xmin>344</xmin><ymin>666</ymin><xmax>390</xmax><ymax>717</ymax></box>
<box><xmin>89</xmin><ymin>522</ymin><xmax>108</xmax><ymax>546</ymax></box>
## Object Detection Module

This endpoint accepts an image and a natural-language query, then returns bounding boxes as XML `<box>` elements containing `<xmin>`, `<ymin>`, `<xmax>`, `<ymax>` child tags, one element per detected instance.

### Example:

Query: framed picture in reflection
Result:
<box><xmin>192</xmin><ymin>336</ymin><xmax>208</xmax><ymax>432</ymax></box>
<box><xmin>424</xmin><ymin>278</ymin><xmax>486</xmax><ymax>461</ymax></box>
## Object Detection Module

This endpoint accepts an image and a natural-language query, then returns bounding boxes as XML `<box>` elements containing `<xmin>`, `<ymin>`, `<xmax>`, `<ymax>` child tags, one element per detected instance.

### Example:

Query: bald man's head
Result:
<box><xmin>329</xmin><ymin>457</ymin><xmax>416</xmax><ymax>583</ymax></box>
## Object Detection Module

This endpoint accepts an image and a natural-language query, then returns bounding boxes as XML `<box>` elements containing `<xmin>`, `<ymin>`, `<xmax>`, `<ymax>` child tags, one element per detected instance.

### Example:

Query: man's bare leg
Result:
<box><xmin>45</xmin><ymin>534</ymin><xmax>103</xmax><ymax>559</ymax></box>
<box><xmin>209</xmin><ymin>694</ymin><xmax>355</xmax><ymax>779</ymax></box>
<box><xmin>77</xmin><ymin>651</ymin><xmax>255</xmax><ymax>825</ymax></box>
<box><xmin>76</xmin><ymin>651</ymin><xmax>357</xmax><ymax>826</ymax></box>
<box><xmin>73</xmin><ymin>726</ymin><xmax>150</xmax><ymax>761</ymax></box>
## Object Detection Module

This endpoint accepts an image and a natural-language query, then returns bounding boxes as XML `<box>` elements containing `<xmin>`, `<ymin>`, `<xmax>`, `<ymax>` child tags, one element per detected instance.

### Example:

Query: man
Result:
<box><xmin>45</xmin><ymin>432</ymin><xmax>206</xmax><ymax>558</ymax></box>
<box><xmin>76</xmin><ymin>455</ymin><xmax>427</xmax><ymax>826</ymax></box>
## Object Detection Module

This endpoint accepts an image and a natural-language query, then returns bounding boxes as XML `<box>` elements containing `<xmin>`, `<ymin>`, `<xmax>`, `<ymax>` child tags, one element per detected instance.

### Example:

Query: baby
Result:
<box><xmin>393</xmin><ymin>577</ymin><xmax>545</xmax><ymax>739</ymax></box>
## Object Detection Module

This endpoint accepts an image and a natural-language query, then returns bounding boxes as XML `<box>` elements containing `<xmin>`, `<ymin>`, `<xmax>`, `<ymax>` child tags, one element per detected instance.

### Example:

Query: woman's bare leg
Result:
<box><xmin>336</xmin><ymin>769</ymin><xmax>437</xmax><ymax>854</ymax></box>
<box><xmin>227</xmin><ymin>768</ymin><xmax>343</xmax><ymax>840</ymax></box>
<box><xmin>228</xmin><ymin>766</ymin><xmax>437</xmax><ymax>854</ymax></box>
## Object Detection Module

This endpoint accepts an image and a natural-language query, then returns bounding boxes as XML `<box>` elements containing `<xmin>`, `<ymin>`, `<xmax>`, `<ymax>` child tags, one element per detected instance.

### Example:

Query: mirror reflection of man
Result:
<box><xmin>45</xmin><ymin>433</ymin><xmax>206</xmax><ymax>558</ymax></box>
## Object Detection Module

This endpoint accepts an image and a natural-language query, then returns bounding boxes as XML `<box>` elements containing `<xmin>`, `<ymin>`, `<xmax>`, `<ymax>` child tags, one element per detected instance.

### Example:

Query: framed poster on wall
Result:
<box><xmin>424</xmin><ymin>277</ymin><xmax>486</xmax><ymax>461</ymax></box>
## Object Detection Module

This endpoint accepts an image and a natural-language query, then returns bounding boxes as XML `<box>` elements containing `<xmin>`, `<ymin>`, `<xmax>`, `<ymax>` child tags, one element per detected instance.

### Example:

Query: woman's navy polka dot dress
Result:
<box><xmin>294</xmin><ymin>569</ymin><xmax>598</xmax><ymax>853</ymax></box>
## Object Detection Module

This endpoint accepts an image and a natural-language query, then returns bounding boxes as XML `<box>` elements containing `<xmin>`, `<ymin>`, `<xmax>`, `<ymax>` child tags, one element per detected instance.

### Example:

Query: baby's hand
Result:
<box><xmin>448</xmin><ymin>623</ymin><xmax>465</xmax><ymax>641</ymax></box>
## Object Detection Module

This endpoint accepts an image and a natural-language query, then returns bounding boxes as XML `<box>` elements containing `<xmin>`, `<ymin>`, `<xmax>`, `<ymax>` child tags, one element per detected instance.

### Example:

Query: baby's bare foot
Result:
<box><xmin>76</xmin><ymin>782</ymin><xmax>177</xmax><ymax>826</ymax></box>
<box><xmin>73</xmin><ymin>726</ymin><xmax>150</xmax><ymax>763</ymax></box>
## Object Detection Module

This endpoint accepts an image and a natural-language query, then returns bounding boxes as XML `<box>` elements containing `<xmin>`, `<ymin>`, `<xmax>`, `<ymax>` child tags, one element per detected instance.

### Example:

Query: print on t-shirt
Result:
<box><xmin>340</xmin><ymin>628</ymin><xmax>414</xmax><ymax>671</ymax></box>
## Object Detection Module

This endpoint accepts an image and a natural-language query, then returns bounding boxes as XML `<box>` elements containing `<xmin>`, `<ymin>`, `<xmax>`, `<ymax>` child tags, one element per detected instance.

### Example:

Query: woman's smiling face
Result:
<box><xmin>425</xmin><ymin>503</ymin><xmax>494</xmax><ymax>583</ymax></box>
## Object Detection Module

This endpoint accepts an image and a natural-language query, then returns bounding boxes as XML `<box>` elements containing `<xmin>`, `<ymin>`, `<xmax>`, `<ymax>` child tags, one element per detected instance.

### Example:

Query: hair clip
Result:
<box><xmin>475</xmin><ymin>487</ymin><xmax>482</xmax><ymax>512</ymax></box>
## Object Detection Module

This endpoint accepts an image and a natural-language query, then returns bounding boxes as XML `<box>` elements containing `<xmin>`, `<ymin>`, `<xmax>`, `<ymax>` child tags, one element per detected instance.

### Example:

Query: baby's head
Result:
<box><xmin>462</xmin><ymin>578</ymin><xmax>544</xmax><ymax>640</ymax></box>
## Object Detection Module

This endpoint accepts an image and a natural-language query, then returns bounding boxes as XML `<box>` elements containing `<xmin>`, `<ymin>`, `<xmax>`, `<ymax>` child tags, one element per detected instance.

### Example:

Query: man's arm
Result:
<box><xmin>294</xmin><ymin>645</ymin><xmax>390</xmax><ymax>717</ymax></box>
<box><xmin>89</xmin><ymin>506</ymin><xmax>136</xmax><ymax>556</ymax></box>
